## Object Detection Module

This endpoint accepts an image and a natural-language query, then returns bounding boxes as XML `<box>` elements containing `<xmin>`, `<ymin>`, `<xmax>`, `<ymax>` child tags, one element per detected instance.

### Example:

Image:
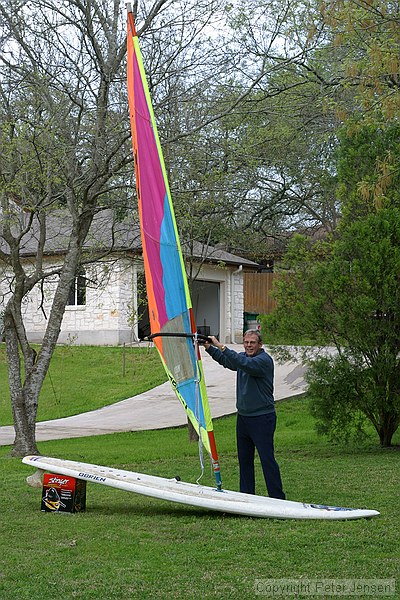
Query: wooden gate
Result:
<box><xmin>244</xmin><ymin>272</ymin><xmax>277</xmax><ymax>315</ymax></box>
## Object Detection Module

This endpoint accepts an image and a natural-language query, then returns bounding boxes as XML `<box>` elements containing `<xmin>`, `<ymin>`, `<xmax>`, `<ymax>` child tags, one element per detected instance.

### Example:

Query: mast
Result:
<box><xmin>126</xmin><ymin>5</ymin><xmax>222</xmax><ymax>491</ymax></box>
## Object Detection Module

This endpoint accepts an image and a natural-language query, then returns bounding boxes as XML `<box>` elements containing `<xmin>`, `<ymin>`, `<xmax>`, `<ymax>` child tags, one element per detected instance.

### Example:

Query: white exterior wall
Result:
<box><xmin>0</xmin><ymin>256</ymin><xmax>245</xmax><ymax>345</ymax></box>
<box><xmin>17</xmin><ymin>257</ymin><xmax>137</xmax><ymax>345</ymax></box>
<box><xmin>59</xmin><ymin>258</ymin><xmax>135</xmax><ymax>345</ymax></box>
<box><xmin>196</xmin><ymin>263</ymin><xmax>244</xmax><ymax>344</ymax></box>
<box><xmin>231</xmin><ymin>268</ymin><xmax>245</xmax><ymax>343</ymax></box>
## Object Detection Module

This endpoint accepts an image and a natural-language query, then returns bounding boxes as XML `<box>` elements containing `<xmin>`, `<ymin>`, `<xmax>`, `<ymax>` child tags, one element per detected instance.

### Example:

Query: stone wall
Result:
<box><xmin>196</xmin><ymin>263</ymin><xmax>244</xmax><ymax>344</ymax></box>
<box><xmin>231</xmin><ymin>269</ymin><xmax>244</xmax><ymax>342</ymax></box>
<box><xmin>1</xmin><ymin>255</ymin><xmax>245</xmax><ymax>345</ymax></box>
<box><xmin>18</xmin><ymin>257</ymin><xmax>138</xmax><ymax>345</ymax></box>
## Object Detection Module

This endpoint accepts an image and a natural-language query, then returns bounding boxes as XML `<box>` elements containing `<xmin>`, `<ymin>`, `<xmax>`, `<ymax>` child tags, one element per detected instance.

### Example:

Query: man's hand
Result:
<box><xmin>198</xmin><ymin>335</ymin><xmax>226</xmax><ymax>351</ymax></box>
<box><xmin>199</xmin><ymin>334</ymin><xmax>217</xmax><ymax>350</ymax></box>
<box><xmin>208</xmin><ymin>335</ymin><xmax>225</xmax><ymax>351</ymax></box>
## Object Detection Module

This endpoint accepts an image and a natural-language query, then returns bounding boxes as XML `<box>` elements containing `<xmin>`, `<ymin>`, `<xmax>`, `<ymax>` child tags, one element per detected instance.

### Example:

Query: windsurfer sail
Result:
<box><xmin>126</xmin><ymin>6</ymin><xmax>222</xmax><ymax>490</ymax></box>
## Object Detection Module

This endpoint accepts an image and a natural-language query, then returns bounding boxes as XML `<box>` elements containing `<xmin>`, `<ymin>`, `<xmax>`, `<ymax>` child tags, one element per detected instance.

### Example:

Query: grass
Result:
<box><xmin>1</xmin><ymin>344</ymin><xmax>399</xmax><ymax>598</ymax></box>
<box><xmin>0</xmin><ymin>344</ymin><xmax>167</xmax><ymax>425</ymax></box>
<box><xmin>1</xmin><ymin>397</ymin><xmax>399</xmax><ymax>599</ymax></box>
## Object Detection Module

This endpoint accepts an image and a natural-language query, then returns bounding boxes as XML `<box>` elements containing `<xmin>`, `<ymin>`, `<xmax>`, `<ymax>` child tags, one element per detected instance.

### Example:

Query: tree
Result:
<box><xmin>206</xmin><ymin>0</ymin><xmax>400</xmax><ymax>250</ymax></box>
<box><xmin>336</xmin><ymin>122</ymin><xmax>400</xmax><ymax>220</ymax></box>
<box><xmin>0</xmin><ymin>0</ymin><xmax>232</xmax><ymax>455</ymax></box>
<box><xmin>214</xmin><ymin>0</ymin><xmax>343</xmax><ymax>239</ymax></box>
<box><xmin>317</xmin><ymin>0</ymin><xmax>400</xmax><ymax>124</ymax></box>
<box><xmin>0</xmin><ymin>0</ymin><xmax>135</xmax><ymax>455</ymax></box>
<box><xmin>268</xmin><ymin>209</ymin><xmax>400</xmax><ymax>446</ymax></box>
<box><xmin>315</xmin><ymin>0</ymin><xmax>400</xmax><ymax>223</ymax></box>
<box><xmin>154</xmin><ymin>0</ymin><xmax>346</xmax><ymax>259</ymax></box>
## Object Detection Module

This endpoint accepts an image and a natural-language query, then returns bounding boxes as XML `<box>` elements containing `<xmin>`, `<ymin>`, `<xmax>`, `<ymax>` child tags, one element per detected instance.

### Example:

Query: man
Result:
<box><xmin>203</xmin><ymin>330</ymin><xmax>285</xmax><ymax>499</ymax></box>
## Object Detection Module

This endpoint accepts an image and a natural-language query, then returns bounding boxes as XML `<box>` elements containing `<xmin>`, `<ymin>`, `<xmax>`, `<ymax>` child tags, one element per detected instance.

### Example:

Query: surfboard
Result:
<box><xmin>22</xmin><ymin>455</ymin><xmax>379</xmax><ymax>520</ymax></box>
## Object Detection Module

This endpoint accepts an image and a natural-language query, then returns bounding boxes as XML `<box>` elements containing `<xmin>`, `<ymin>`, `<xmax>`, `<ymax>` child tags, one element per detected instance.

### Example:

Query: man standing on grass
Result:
<box><xmin>203</xmin><ymin>329</ymin><xmax>285</xmax><ymax>499</ymax></box>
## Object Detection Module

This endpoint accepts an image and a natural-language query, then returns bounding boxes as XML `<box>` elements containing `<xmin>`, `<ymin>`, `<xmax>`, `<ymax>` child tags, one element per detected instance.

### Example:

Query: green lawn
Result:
<box><xmin>1</xmin><ymin>394</ymin><xmax>399</xmax><ymax>599</ymax></box>
<box><xmin>0</xmin><ymin>344</ymin><xmax>167</xmax><ymax>425</ymax></box>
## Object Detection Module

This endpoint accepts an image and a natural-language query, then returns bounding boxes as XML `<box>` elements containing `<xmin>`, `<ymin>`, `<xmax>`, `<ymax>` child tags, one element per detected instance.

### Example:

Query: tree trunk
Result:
<box><xmin>10</xmin><ymin>390</ymin><xmax>38</xmax><ymax>456</ymax></box>
<box><xmin>5</xmin><ymin>223</ymin><xmax>93</xmax><ymax>456</ymax></box>
<box><xmin>378</xmin><ymin>421</ymin><xmax>396</xmax><ymax>447</ymax></box>
<box><xmin>187</xmin><ymin>418</ymin><xmax>199</xmax><ymax>442</ymax></box>
<box><xmin>4</xmin><ymin>311</ymin><xmax>38</xmax><ymax>456</ymax></box>
<box><xmin>377</xmin><ymin>405</ymin><xmax>400</xmax><ymax>447</ymax></box>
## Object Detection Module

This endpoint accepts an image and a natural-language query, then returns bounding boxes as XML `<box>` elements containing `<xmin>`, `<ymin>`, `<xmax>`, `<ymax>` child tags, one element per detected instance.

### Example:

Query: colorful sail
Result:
<box><xmin>126</xmin><ymin>8</ymin><xmax>221</xmax><ymax>489</ymax></box>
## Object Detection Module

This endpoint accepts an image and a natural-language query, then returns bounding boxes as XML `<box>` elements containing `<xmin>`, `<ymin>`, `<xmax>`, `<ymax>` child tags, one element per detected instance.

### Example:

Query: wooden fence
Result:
<box><xmin>243</xmin><ymin>272</ymin><xmax>277</xmax><ymax>315</ymax></box>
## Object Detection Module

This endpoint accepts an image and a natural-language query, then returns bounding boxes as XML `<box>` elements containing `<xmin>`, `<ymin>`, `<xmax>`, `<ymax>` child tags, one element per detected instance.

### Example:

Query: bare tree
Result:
<box><xmin>0</xmin><ymin>0</ymin><xmax>230</xmax><ymax>455</ymax></box>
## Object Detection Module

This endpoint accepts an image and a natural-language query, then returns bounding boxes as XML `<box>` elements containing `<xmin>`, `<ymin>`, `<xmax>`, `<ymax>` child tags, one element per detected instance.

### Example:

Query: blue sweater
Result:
<box><xmin>206</xmin><ymin>346</ymin><xmax>275</xmax><ymax>416</ymax></box>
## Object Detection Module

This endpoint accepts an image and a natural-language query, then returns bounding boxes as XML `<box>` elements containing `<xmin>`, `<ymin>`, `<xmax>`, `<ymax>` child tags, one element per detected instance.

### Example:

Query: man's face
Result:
<box><xmin>243</xmin><ymin>333</ymin><xmax>262</xmax><ymax>356</ymax></box>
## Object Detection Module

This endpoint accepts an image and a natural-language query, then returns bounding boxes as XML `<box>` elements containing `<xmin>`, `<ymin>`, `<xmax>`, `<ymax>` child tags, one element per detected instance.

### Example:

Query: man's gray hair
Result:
<box><xmin>244</xmin><ymin>329</ymin><xmax>263</xmax><ymax>343</ymax></box>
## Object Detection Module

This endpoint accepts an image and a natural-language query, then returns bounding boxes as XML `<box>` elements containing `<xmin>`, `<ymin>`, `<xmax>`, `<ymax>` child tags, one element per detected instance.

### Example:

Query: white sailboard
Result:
<box><xmin>22</xmin><ymin>455</ymin><xmax>379</xmax><ymax>520</ymax></box>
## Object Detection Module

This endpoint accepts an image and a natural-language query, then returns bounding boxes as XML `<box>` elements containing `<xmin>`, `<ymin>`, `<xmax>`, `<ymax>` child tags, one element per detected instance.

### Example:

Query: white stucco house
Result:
<box><xmin>0</xmin><ymin>210</ymin><xmax>259</xmax><ymax>345</ymax></box>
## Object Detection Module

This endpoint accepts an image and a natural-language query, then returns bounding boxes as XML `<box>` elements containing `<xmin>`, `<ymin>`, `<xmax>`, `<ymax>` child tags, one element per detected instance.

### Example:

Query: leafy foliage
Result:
<box><xmin>270</xmin><ymin>209</ymin><xmax>400</xmax><ymax>446</ymax></box>
<box><xmin>308</xmin><ymin>355</ymin><xmax>384</xmax><ymax>445</ymax></box>
<box><xmin>318</xmin><ymin>0</ymin><xmax>400</xmax><ymax>124</ymax></box>
<box><xmin>337</xmin><ymin>122</ymin><xmax>400</xmax><ymax>220</ymax></box>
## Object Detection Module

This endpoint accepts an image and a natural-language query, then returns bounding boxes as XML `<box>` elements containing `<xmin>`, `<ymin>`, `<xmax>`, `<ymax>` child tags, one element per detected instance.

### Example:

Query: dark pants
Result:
<box><xmin>236</xmin><ymin>412</ymin><xmax>285</xmax><ymax>499</ymax></box>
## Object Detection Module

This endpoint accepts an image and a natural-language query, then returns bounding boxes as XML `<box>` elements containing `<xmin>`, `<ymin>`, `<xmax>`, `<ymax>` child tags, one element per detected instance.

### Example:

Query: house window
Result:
<box><xmin>68</xmin><ymin>268</ymin><xmax>86</xmax><ymax>306</ymax></box>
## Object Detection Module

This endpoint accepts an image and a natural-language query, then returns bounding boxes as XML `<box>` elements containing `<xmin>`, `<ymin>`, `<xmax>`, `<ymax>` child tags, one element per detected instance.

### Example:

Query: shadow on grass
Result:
<box><xmin>85</xmin><ymin>501</ymin><xmax>252</xmax><ymax>520</ymax></box>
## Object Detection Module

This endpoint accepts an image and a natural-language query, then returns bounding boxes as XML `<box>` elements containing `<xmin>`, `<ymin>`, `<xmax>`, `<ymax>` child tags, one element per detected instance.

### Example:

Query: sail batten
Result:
<box><xmin>127</xmin><ymin>9</ymin><xmax>221</xmax><ymax>489</ymax></box>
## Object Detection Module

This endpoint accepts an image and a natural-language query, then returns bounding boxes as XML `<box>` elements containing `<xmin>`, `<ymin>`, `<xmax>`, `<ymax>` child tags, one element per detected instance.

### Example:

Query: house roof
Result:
<box><xmin>0</xmin><ymin>209</ymin><xmax>260</xmax><ymax>270</ymax></box>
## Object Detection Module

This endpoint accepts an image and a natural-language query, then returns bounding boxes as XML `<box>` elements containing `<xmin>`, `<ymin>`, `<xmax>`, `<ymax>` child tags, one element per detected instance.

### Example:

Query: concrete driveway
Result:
<box><xmin>0</xmin><ymin>345</ymin><xmax>307</xmax><ymax>446</ymax></box>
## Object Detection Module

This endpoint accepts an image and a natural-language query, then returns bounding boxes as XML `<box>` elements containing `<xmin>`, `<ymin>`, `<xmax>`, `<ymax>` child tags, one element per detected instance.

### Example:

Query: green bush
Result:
<box><xmin>262</xmin><ymin>209</ymin><xmax>400</xmax><ymax>446</ymax></box>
